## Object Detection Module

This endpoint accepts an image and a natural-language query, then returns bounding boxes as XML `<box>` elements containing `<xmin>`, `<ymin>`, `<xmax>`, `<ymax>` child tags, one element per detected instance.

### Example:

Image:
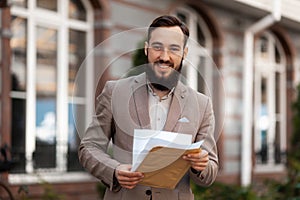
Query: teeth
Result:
<box><xmin>159</xmin><ymin>64</ymin><xmax>169</xmax><ymax>69</ymax></box>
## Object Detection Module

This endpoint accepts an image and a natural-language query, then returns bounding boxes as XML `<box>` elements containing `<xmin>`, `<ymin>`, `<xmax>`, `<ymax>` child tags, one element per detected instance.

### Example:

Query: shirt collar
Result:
<box><xmin>147</xmin><ymin>81</ymin><xmax>175</xmax><ymax>100</ymax></box>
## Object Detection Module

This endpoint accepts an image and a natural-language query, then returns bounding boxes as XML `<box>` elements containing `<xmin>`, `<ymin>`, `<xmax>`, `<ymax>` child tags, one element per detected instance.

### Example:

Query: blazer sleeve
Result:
<box><xmin>78</xmin><ymin>81</ymin><xmax>121</xmax><ymax>191</ymax></box>
<box><xmin>189</xmin><ymin>97</ymin><xmax>219</xmax><ymax>186</ymax></box>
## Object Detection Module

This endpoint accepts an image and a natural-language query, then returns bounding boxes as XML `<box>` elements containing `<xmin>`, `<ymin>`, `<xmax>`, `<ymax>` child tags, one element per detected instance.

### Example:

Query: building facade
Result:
<box><xmin>0</xmin><ymin>0</ymin><xmax>300</xmax><ymax>199</ymax></box>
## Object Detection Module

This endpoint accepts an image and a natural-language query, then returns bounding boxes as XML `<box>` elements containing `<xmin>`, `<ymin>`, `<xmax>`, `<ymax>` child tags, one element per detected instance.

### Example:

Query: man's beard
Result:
<box><xmin>146</xmin><ymin>59</ymin><xmax>183</xmax><ymax>91</ymax></box>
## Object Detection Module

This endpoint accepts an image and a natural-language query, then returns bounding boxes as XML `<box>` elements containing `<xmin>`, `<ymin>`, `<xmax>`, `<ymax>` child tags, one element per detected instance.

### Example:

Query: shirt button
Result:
<box><xmin>145</xmin><ymin>189</ymin><xmax>152</xmax><ymax>196</ymax></box>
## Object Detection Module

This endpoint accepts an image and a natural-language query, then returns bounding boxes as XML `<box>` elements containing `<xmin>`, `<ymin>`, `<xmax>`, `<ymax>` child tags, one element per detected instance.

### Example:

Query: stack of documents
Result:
<box><xmin>132</xmin><ymin>129</ymin><xmax>204</xmax><ymax>189</ymax></box>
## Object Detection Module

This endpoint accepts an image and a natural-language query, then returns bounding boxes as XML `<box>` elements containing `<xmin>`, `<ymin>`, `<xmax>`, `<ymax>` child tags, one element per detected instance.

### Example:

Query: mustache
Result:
<box><xmin>154</xmin><ymin>60</ymin><xmax>174</xmax><ymax>67</ymax></box>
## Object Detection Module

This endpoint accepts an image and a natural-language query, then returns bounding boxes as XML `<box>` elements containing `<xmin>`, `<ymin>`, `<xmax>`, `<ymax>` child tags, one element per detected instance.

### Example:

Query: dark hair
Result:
<box><xmin>147</xmin><ymin>15</ymin><xmax>190</xmax><ymax>47</ymax></box>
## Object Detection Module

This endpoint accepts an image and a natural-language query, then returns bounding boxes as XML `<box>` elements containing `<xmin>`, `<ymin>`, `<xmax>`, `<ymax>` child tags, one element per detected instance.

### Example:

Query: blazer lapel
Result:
<box><xmin>131</xmin><ymin>73</ymin><xmax>188</xmax><ymax>131</ymax></box>
<box><xmin>164</xmin><ymin>81</ymin><xmax>188</xmax><ymax>132</ymax></box>
<box><xmin>131</xmin><ymin>73</ymin><xmax>151</xmax><ymax>129</ymax></box>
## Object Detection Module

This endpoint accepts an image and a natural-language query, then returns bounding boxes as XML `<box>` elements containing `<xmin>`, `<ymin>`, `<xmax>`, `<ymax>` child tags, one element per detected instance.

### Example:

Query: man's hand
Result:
<box><xmin>183</xmin><ymin>150</ymin><xmax>209</xmax><ymax>172</ymax></box>
<box><xmin>115</xmin><ymin>164</ymin><xmax>144</xmax><ymax>189</ymax></box>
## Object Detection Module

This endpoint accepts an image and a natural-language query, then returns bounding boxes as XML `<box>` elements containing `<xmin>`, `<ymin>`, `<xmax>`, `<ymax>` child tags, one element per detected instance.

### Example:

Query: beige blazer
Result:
<box><xmin>78</xmin><ymin>73</ymin><xmax>218</xmax><ymax>200</ymax></box>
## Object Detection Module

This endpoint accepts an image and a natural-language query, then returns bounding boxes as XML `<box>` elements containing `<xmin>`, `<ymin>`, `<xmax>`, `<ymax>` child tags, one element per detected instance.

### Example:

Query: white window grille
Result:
<box><xmin>254</xmin><ymin>32</ymin><xmax>286</xmax><ymax>172</ymax></box>
<box><xmin>10</xmin><ymin>0</ymin><xmax>94</xmax><ymax>183</ymax></box>
<box><xmin>175</xmin><ymin>6</ymin><xmax>213</xmax><ymax>96</ymax></box>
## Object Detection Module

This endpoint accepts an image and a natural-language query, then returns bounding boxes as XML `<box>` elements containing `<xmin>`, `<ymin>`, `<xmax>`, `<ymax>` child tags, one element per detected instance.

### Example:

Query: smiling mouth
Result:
<box><xmin>158</xmin><ymin>64</ymin><xmax>170</xmax><ymax>69</ymax></box>
<box><xmin>155</xmin><ymin>61</ymin><xmax>173</xmax><ymax>69</ymax></box>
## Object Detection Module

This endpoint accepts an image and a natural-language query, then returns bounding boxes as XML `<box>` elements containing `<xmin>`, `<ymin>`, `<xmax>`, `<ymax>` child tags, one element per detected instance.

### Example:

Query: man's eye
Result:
<box><xmin>152</xmin><ymin>45</ymin><xmax>163</xmax><ymax>51</ymax></box>
<box><xmin>170</xmin><ymin>47</ymin><xmax>180</xmax><ymax>52</ymax></box>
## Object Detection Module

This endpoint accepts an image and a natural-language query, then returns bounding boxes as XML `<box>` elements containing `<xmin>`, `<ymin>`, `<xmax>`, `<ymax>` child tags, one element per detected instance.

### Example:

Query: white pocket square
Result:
<box><xmin>178</xmin><ymin>117</ymin><xmax>189</xmax><ymax>123</ymax></box>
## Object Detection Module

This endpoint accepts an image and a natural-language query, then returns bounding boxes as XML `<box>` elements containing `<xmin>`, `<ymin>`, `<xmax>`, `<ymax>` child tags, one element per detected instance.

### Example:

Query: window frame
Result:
<box><xmin>9</xmin><ymin>0</ymin><xmax>94</xmax><ymax>183</ymax></box>
<box><xmin>253</xmin><ymin>31</ymin><xmax>287</xmax><ymax>172</ymax></box>
<box><xmin>175</xmin><ymin>6</ymin><xmax>213</xmax><ymax>96</ymax></box>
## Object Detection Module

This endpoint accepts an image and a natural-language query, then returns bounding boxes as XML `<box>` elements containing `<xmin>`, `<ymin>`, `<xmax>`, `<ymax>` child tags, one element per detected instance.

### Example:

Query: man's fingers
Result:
<box><xmin>183</xmin><ymin>154</ymin><xmax>208</xmax><ymax>162</ymax></box>
<box><xmin>117</xmin><ymin>175</ymin><xmax>143</xmax><ymax>182</ymax></box>
<box><xmin>188</xmin><ymin>151</ymin><xmax>208</xmax><ymax>159</ymax></box>
<box><xmin>191</xmin><ymin>161</ymin><xmax>207</xmax><ymax>167</ymax></box>
<box><xmin>118</xmin><ymin>170</ymin><xmax>143</xmax><ymax>178</ymax></box>
<box><xmin>118</xmin><ymin>179</ymin><xmax>140</xmax><ymax>186</ymax></box>
<box><xmin>117</xmin><ymin>174</ymin><xmax>143</xmax><ymax>189</ymax></box>
<box><xmin>115</xmin><ymin>165</ymin><xmax>144</xmax><ymax>189</ymax></box>
<box><xmin>190</xmin><ymin>156</ymin><xmax>209</xmax><ymax>162</ymax></box>
<box><xmin>182</xmin><ymin>150</ymin><xmax>209</xmax><ymax>172</ymax></box>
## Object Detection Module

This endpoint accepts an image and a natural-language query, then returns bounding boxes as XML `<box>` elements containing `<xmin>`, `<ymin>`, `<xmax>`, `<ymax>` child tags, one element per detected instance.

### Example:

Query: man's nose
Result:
<box><xmin>159</xmin><ymin>48</ymin><xmax>171</xmax><ymax>61</ymax></box>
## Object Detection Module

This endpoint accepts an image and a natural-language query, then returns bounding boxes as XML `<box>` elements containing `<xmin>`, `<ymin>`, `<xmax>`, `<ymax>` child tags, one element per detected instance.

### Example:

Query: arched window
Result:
<box><xmin>254</xmin><ymin>32</ymin><xmax>286</xmax><ymax>171</ymax></box>
<box><xmin>10</xmin><ymin>0</ymin><xmax>94</xmax><ymax>181</ymax></box>
<box><xmin>175</xmin><ymin>6</ymin><xmax>213</xmax><ymax>96</ymax></box>
<box><xmin>174</xmin><ymin>6</ymin><xmax>224</xmax><ymax>170</ymax></box>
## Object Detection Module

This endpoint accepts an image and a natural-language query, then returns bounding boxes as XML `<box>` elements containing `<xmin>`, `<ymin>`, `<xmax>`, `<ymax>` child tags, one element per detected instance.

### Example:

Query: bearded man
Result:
<box><xmin>79</xmin><ymin>15</ymin><xmax>218</xmax><ymax>200</ymax></box>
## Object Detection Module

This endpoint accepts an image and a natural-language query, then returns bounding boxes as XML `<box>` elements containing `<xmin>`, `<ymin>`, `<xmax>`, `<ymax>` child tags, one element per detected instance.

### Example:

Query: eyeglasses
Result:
<box><xmin>149</xmin><ymin>42</ymin><xmax>183</xmax><ymax>55</ymax></box>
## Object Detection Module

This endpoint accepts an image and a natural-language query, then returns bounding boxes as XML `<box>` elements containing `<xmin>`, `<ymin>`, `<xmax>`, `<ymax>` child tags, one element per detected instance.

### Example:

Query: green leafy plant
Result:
<box><xmin>283</xmin><ymin>84</ymin><xmax>300</xmax><ymax>199</ymax></box>
<box><xmin>18</xmin><ymin>177</ymin><xmax>65</xmax><ymax>200</ymax></box>
<box><xmin>96</xmin><ymin>182</ymin><xmax>106</xmax><ymax>199</ymax></box>
<box><xmin>192</xmin><ymin>182</ymin><xmax>258</xmax><ymax>200</ymax></box>
<box><xmin>126</xmin><ymin>40</ymin><xmax>148</xmax><ymax>77</ymax></box>
<box><xmin>41</xmin><ymin>182</ymin><xmax>65</xmax><ymax>200</ymax></box>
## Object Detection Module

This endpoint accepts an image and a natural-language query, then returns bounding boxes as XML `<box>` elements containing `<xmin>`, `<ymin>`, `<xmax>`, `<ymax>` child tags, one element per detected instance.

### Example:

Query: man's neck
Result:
<box><xmin>149</xmin><ymin>84</ymin><xmax>174</xmax><ymax>100</ymax></box>
<box><xmin>153</xmin><ymin>88</ymin><xmax>170</xmax><ymax>100</ymax></box>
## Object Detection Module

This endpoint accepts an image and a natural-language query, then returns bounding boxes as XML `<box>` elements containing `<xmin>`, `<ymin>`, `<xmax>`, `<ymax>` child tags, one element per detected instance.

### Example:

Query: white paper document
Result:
<box><xmin>131</xmin><ymin>129</ymin><xmax>204</xmax><ymax>171</ymax></box>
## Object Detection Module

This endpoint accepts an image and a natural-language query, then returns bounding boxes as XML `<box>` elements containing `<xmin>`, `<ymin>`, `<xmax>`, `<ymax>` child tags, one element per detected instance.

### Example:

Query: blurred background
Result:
<box><xmin>0</xmin><ymin>0</ymin><xmax>300</xmax><ymax>199</ymax></box>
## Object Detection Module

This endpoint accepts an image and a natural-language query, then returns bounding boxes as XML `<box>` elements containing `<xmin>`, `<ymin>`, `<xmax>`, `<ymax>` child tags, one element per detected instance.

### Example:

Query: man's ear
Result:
<box><xmin>183</xmin><ymin>47</ymin><xmax>188</xmax><ymax>59</ymax></box>
<box><xmin>144</xmin><ymin>41</ymin><xmax>148</xmax><ymax>56</ymax></box>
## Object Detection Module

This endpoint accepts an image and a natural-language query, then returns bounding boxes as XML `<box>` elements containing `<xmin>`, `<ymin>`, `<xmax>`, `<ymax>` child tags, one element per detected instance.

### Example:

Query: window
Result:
<box><xmin>254</xmin><ymin>32</ymin><xmax>286</xmax><ymax>172</ymax></box>
<box><xmin>36</xmin><ymin>0</ymin><xmax>57</xmax><ymax>11</ymax></box>
<box><xmin>11</xmin><ymin>16</ymin><xmax>27</xmax><ymax>172</ymax></box>
<box><xmin>10</xmin><ymin>0</ymin><xmax>93</xmax><ymax>182</ymax></box>
<box><xmin>175</xmin><ymin>7</ymin><xmax>213</xmax><ymax>96</ymax></box>
<box><xmin>69</xmin><ymin>0</ymin><xmax>86</xmax><ymax>21</ymax></box>
<box><xmin>11</xmin><ymin>0</ymin><xmax>27</xmax><ymax>8</ymax></box>
<box><xmin>174</xmin><ymin>6</ymin><xmax>224</xmax><ymax>159</ymax></box>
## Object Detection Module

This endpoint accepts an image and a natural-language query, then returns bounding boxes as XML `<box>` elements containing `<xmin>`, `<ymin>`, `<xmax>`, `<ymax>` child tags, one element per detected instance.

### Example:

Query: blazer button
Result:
<box><xmin>200</xmin><ymin>174</ymin><xmax>205</xmax><ymax>180</ymax></box>
<box><xmin>145</xmin><ymin>189</ymin><xmax>152</xmax><ymax>196</ymax></box>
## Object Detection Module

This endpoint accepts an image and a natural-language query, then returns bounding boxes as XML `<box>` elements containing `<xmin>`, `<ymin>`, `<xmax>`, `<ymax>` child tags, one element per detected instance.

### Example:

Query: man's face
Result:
<box><xmin>145</xmin><ymin>26</ymin><xmax>188</xmax><ymax>90</ymax></box>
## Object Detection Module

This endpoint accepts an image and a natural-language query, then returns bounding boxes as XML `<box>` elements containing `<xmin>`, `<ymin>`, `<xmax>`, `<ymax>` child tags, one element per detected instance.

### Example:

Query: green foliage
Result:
<box><xmin>259</xmin><ymin>179</ymin><xmax>300</xmax><ymax>200</ymax></box>
<box><xmin>41</xmin><ymin>183</ymin><xmax>65</xmax><ymax>200</ymax></box>
<box><xmin>97</xmin><ymin>182</ymin><xmax>106</xmax><ymax>200</ymax></box>
<box><xmin>291</xmin><ymin>84</ymin><xmax>300</xmax><ymax>169</ymax></box>
<box><xmin>192</xmin><ymin>182</ymin><xmax>258</xmax><ymax>200</ymax></box>
<box><xmin>18</xmin><ymin>185</ymin><xmax>30</xmax><ymax>200</ymax></box>
<box><xmin>126</xmin><ymin>40</ymin><xmax>148</xmax><ymax>77</ymax></box>
<box><xmin>284</xmin><ymin>83</ymin><xmax>300</xmax><ymax>199</ymax></box>
<box><xmin>18</xmin><ymin>182</ymin><xmax>65</xmax><ymax>200</ymax></box>
<box><xmin>132</xmin><ymin>40</ymin><xmax>148</xmax><ymax>67</ymax></box>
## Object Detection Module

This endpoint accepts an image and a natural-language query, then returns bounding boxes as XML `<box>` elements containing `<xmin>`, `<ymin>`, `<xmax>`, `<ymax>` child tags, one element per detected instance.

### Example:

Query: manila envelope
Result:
<box><xmin>136</xmin><ymin>146</ymin><xmax>201</xmax><ymax>189</ymax></box>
